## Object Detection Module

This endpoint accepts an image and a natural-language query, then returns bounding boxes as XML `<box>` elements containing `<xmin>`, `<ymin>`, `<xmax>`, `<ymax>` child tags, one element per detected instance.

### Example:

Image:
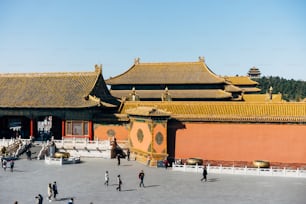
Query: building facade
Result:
<box><xmin>1</xmin><ymin>59</ymin><xmax>305</xmax><ymax>168</ymax></box>
<box><xmin>0</xmin><ymin>65</ymin><xmax>119</xmax><ymax>140</ymax></box>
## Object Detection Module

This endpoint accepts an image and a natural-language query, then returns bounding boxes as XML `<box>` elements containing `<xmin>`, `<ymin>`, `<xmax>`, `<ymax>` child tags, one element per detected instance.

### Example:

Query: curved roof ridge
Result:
<box><xmin>135</xmin><ymin>61</ymin><xmax>202</xmax><ymax>65</ymax></box>
<box><xmin>200</xmin><ymin>62</ymin><xmax>225</xmax><ymax>83</ymax></box>
<box><xmin>0</xmin><ymin>70</ymin><xmax>98</xmax><ymax>78</ymax></box>
<box><xmin>87</xmin><ymin>65</ymin><xmax>103</xmax><ymax>97</ymax></box>
<box><xmin>106</xmin><ymin>63</ymin><xmax>136</xmax><ymax>83</ymax></box>
<box><xmin>106</xmin><ymin>59</ymin><xmax>226</xmax><ymax>85</ymax></box>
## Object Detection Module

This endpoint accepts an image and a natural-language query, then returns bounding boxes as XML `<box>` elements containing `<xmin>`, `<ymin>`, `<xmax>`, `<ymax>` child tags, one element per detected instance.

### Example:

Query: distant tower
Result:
<box><xmin>247</xmin><ymin>66</ymin><xmax>261</xmax><ymax>79</ymax></box>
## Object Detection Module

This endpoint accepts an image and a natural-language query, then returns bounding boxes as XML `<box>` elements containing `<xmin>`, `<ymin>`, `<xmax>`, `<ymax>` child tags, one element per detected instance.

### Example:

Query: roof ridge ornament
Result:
<box><xmin>94</xmin><ymin>64</ymin><xmax>102</xmax><ymax>74</ymax></box>
<box><xmin>129</xmin><ymin>87</ymin><xmax>140</xmax><ymax>101</ymax></box>
<box><xmin>134</xmin><ymin>57</ymin><xmax>140</xmax><ymax>65</ymax></box>
<box><xmin>198</xmin><ymin>56</ymin><xmax>205</xmax><ymax>62</ymax></box>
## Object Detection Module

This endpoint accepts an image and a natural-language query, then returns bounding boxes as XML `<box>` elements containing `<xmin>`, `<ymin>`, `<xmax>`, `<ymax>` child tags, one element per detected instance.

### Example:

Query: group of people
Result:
<box><xmin>35</xmin><ymin>181</ymin><xmax>74</xmax><ymax>203</ymax></box>
<box><xmin>47</xmin><ymin>181</ymin><xmax>58</xmax><ymax>202</ymax></box>
<box><xmin>104</xmin><ymin>170</ymin><xmax>123</xmax><ymax>191</ymax></box>
<box><xmin>103</xmin><ymin>169</ymin><xmax>146</xmax><ymax>191</ymax></box>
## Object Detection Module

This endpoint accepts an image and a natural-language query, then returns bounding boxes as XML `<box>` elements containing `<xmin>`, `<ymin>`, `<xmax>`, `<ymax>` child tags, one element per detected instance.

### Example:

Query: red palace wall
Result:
<box><xmin>173</xmin><ymin>122</ymin><xmax>306</xmax><ymax>165</ymax></box>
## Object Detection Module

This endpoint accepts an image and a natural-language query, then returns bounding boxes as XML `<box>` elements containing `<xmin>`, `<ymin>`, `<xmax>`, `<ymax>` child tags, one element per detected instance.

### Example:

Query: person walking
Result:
<box><xmin>163</xmin><ymin>158</ymin><xmax>168</xmax><ymax>170</ymax></box>
<box><xmin>26</xmin><ymin>149</ymin><xmax>32</xmax><ymax>160</ymax></box>
<box><xmin>35</xmin><ymin>194</ymin><xmax>43</xmax><ymax>204</ymax></box>
<box><xmin>138</xmin><ymin>170</ymin><xmax>145</xmax><ymax>187</ymax></box>
<box><xmin>35</xmin><ymin>196</ymin><xmax>40</xmax><ymax>204</ymax></box>
<box><xmin>146</xmin><ymin>155</ymin><xmax>151</xmax><ymax>166</ymax></box>
<box><xmin>47</xmin><ymin>183</ymin><xmax>53</xmax><ymax>202</ymax></box>
<box><xmin>2</xmin><ymin>159</ymin><xmax>7</xmax><ymax>171</ymax></box>
<box><xmin>201</xmin><ymin>166</ymin><xmax>208</xmax><ymax>182</ymax></box>
<box><xmin>10</xmin><ymin>160</ymin><xmax>15</xmax><ymax>172</ymax></box>
<box><xmin>126</xmin><ymin>148</ymin><xmax>130</xmax><ymax>161</ymax></box>
<box><xmin>117</xmin><ymin>154</ymin><xmax>121</xmax><ymax>166</ymax></box>
<box><xmin>52</xmin><ymin>181</ymin><xmax>58</xmax><ymax>200</ymax></box>
<box><xmin>104</xmin><ymin>171</ymin><xmax>109</xmax><ymax>186</ymax></box>
<box><xmin>116</xmin><ymin>175</ymin><xmax>122</xmax><ymax>191</ymax></box>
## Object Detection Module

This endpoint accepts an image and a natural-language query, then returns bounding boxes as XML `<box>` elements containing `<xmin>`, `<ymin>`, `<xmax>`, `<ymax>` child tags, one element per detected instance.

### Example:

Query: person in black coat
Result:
<box><xmin>52</xmin><ymin>181</ymin><xmax>58</xmax><ymax>200</ymax></box>
<box><xmin>201</xmin><ymin>166</ymin><xmax>208</xmax><ymax>182</ymax></box>
<box><xmin>138</xmin><ymin>170</ymin><xmax>145</xmax><ymax>187</ymax></box>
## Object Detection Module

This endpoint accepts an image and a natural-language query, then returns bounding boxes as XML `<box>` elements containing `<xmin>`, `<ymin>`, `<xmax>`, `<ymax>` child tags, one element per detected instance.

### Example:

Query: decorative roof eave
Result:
<box><xmin>85</xmin><ymin>95</ymin><xmax>118</xmax><ymax>108</ymax></box>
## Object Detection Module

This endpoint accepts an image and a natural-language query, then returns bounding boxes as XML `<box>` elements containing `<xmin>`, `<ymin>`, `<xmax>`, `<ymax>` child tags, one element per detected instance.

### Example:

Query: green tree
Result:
<box><xmin>254</xmin><ymin>77</ymin><xmax>306</xmax><ymax>102</ymax></box>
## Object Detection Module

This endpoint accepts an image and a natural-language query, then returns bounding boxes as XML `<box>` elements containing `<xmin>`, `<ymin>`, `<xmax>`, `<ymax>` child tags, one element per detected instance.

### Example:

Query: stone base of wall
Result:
<box><xmin>200</xmin><ymin>160</ymin><xmax>306</xmax><ymax>169</ymax></box>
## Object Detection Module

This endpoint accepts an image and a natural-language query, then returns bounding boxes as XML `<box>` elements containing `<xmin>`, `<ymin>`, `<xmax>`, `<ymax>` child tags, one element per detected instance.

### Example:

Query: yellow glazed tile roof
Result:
<box><xmin>106</xmin><ymin>60</ymin><xmax>225</xmax><ymax>85</ymax></box>
<box><xmin>126</xmin><ymin>106</ymin><xmax>171</xmax><ymax>117</ymax></box>
<box><xmin>224</xmin><ymin>84</ymin><xmax>242</xmax><ymax>92</ymax></box>
<box><xmin>0</xmin><ymin>68</ymin><xmax>119</xmax><ymax>108</ymax></box>
<box><xmin>224</xmin><ymin>76</ymin><xmax>259</xmax><ymax>85</ymax></box>
<box><xmin>243</xmin><ymin>94</ymin><xmax>283</xmax><ymax>102</ymax></box>
<box><xmin>240</xmin><ymin>87</ymin><xmax>261</xmax><ymax>93</ymax></box>
<box><xmin>119</xmin><ymin>101</ymin><xmax>306</xmax><ymax>123</ymax></box>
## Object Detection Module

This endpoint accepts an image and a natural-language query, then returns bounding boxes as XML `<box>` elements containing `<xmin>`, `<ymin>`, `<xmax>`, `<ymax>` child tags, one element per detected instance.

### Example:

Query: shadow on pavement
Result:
<box><xmin>207</xmin><ymin>178</ymin><xmax>219</xmax><ymax>182</ymax></box>
<box><xmin>144</xmin><ymin>185</ymin><xmax>160</xmax><ymax>188</ymax></box>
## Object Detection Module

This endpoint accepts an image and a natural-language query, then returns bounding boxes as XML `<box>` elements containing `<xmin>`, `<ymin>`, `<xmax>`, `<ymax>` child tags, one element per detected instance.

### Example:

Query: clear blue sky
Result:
<box><xmin>0</xmin><ymin>0</ymin><xmax>305</xmax><ymax>81</ymax></box>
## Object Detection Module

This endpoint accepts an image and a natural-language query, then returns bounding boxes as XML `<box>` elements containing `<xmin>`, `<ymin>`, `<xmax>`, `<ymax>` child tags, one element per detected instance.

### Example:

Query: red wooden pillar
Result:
<box><xmin>88</xmin><ymin>120</ymin><xmax>93</xmax><ymax>140</ymax></box>
<box><xmin>30</xmin><ymin>119</ymin><xmax>34</xmax><ymax>137</ymax></box>
<box><xmin>62</xmin><ymin>120</ymin><xmax>66</xmax><ymax>138</ymax></box>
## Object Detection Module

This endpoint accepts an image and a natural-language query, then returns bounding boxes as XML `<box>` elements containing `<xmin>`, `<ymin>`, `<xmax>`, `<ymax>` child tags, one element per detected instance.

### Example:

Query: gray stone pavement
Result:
<box><xmin>1</xmin><ymin>158</ymin><xmax>306</xmax><ymax>204</ymax></box>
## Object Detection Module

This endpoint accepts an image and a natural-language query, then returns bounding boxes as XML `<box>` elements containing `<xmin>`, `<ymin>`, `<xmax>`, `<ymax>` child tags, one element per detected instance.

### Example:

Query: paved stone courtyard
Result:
<box><xmin>1</xmin><ymin>158</ymin><xmax>306</xmax><ymax>204</ymax></box>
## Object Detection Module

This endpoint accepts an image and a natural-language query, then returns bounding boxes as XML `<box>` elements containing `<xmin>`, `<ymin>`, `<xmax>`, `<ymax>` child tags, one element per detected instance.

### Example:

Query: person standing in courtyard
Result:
<box><xmin>104</xmin><ymin>170</ymin><xmax>109</xmax><ymax>186</ymax></box>
<box><xmin>35</xmin><ymin>194</ymin><xmax>43</xmax><ymax>204</ymax></box>
<box><xmin>52</xmin><ymin>181</ymin><xmax>58</xmax><ymax>200</ymax></box>
<box><xmin>47</xmin><ymin>183</ymin><xmax>53</xmax><ymax>202</ymax></box>
<box><xmin>163</xmin><ymin>158</ymin><xmax>168</xmax><ymax>170</ymax></box>
<box><xmin>126</xmin><ymin>148</ymin><xmax>130</xmax><ymax>161</ymax></box>
<box><xmin>146</xmin><ymin>155</ymin><xmax>151</xmax><ymax>166</ymax></box>
<box><xmin>10</xmin><ymin>160</ymin><xmax>14</xmax><ymax>172</ymax></box>
<box><xmin>26</xmin><ymin>149</ymin><xmax>32</xmax><ymax>160</ymax></box>
<box><xmin>117</xmin><ymin>154</ymin><xmax>121</xmax><ymax>166</ymax></box>
<box><xmin>116</xmin><ymin>175</ymin><xmax>122</xmax><ymax>191</ymax></box>
<box><xmin>138</xmin><ymin>170</ymin><xmax>145</xmax><ymax>187</ymax></box>
<box><xmin>201</xmin><ymin>166</ymin><xmax>208</xmax><ymax>182</ymax></box>
<box><xmin>2</xmin><ymin>159</ymin><xmax>7</xmax><ymax>171</ymax></box>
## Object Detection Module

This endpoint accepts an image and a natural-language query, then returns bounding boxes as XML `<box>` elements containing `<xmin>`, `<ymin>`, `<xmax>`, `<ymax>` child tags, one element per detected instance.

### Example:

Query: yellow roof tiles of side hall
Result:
<box><xmin>224</xmin><ymin>76</ymin><xmax>259</xmax><ymax>85</ymax></box>
<box><xmin>0</xmin><ymin>66</ymin><xmax>119</xmax><ymax>108</ymax></box>
<box><xmin>243</xmin><ymin>94</ymin><xmax>283</xmax><ymax>102</ymax></box>
<box><xmin>120</xmin><ymin>101</ymin><xmax>306</xmax><ymax>122</ymax></box>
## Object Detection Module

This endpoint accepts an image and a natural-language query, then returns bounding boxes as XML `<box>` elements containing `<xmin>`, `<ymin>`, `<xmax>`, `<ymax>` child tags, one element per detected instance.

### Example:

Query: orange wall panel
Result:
<box><xmin>152</xmin><ymin>123</ymin><xmax>167</xmax><ymax>154</ymax></box>
<box><xmin>175</xmin><ymin>123</ymin><xmax>306</xmax><ymax>164</ymax></box>
<box><xmin>94</xmin><ymin>124</ymin><xmax>128</xmax><ymax>141</ymax></box>
<box><xmin>129</xmin><ymin>121</ymin><xmax>152</xmax><ymax>152</ymax></box>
